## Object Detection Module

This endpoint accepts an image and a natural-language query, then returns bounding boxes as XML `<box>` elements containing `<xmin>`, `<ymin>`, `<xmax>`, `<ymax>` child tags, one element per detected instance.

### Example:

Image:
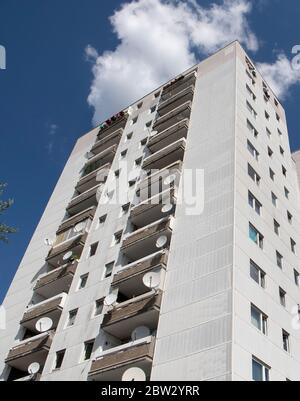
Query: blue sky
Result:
<box><xmin>1</xmin><ymin>0</ymin><xmax>300</xmax><ymax>302</ymax></box>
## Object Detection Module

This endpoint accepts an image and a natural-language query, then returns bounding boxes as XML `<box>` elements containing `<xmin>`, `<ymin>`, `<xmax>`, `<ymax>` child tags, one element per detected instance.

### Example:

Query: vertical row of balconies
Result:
<box><xmin>88</xmin><ymin>70</ymin><xmax>197</xmax><ymax>381</ymax></box>
<box><xmin>5</xmin><ymin>112</ymin><xmax>128</xmax><ymax>381</ymax></box>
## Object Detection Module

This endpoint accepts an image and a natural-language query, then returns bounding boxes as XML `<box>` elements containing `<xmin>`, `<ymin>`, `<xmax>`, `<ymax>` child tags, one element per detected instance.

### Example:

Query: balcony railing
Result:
<box><xmin>89</xmin><ymin>337</ymin><xmax>155</xmax><ymax>381</ymax></box>
<box><xmin>157</xmin><ymin>85</ymin><xmax>194</xmax><ymax>117</ymax></box>
<box><xmin>56</xmin><ymin>206</ymin><xmax>95</xmax><ymax>236</ymax></box>
<box><xmin>45</xmin><ymin>232</ymin><xmax>87</xmax><ymax>268</ymax></box>
<box><xmin>97</xmin><ymin>112</ymin><xmax>128</xmax><ymax>140</ymax></box>
<box><xmin>34</xmin><ymin>262</ymin><xmax>77</xmax><ymax>298</ymax></box>
<box><xmin>66</xmin><ymin>185</ymin><xmax>102</xmax><ymax>216</ymax></box>
<box><xmin>82</xmin><ymin>144</ymin><xmax>118</xmax><ymax>177</ymax></box>
<box><xmin>75</xmin><ymin>163</ymin><xmax>110</xmax><ymax>195</ymax></box>
<box><xmin>148</xmin><ymin>119</ymin><xmax>188</xmax><ymax>154</ymax></box>
<box><xmin>143</xmin><ymin>138</ymin><xmax>186</xmax><ymax>171</ymax></box>
<box><xmin>20</xmin><ymin>293</ymin><xmax>67</xmax><ymax>333</ymax></box>
<box><xmin>91</xmin><ymin>129</ymin><xmax>123</xmax><ymax>156</ymax></box>
<box><xmin>161</xmin><ymin>71</ymin><xmax>197</xmax><ymax>101</ymax></box>
<box><xmin>131</xmin><ymin>188</ymin><xmax>176</xmax><ymax>228</ymax></box>
<box><xmin>5</xmin><ymin>332</ymin><xmax>54</xmax><ymax>372</ymax></box>
<box><xmin>153</xmin><ymin>101</ymin><xmax>192</xmax><ymax>133</ymax></box>
<box><xmin>102</xmin><ymin>292</ymin><xmax>162</xmax><ymax>339</ymax></box>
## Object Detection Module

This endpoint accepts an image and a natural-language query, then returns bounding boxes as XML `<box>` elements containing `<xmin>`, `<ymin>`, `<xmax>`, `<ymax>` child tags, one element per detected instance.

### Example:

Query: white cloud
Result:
<box><xmin>258</xmin><ymin>52</ymin><xmax>300</xmax><ymax>99</ymax></box>
<box><xmin>86</xmin><ymin>0</ymin><xmax>258</xmax><ymax>124</ymax></box>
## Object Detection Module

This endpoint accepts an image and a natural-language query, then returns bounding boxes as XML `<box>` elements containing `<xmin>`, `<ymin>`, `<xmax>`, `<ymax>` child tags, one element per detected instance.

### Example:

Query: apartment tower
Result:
<box><xmin>1</xmin><ymin>41</ymin><xmax>300</xmax><ymax>381</ymax></box>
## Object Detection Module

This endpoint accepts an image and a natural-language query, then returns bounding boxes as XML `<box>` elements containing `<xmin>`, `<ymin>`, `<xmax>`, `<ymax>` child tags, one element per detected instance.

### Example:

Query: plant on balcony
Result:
<box><xmin>0</xmin><ymin>182</ymin><xmax>17</xmax><ymax>242</ymax></box>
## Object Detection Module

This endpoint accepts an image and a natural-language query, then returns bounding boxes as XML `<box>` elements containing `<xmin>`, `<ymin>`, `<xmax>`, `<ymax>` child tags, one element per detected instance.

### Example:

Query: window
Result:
<box><xmin>287</xmin><ymin>211</ymin><xmax>293</xmax><ymax>224</ymax></box>
<box><xmin>271</xmin><ymin>192</ymin><xmax>278</xmax><ymax>207</ymax></box>
<box><xmin>66</xmin><ymin>309</ymin><xmax>78</xmax><ymax>327</ymax></box>
<box><xmin>93</xmin><ymin>299</ymin><xmax>103</xmax><ymax>317</ymax></box>
<box><xmin>249</xmin><ymin>224</ymin><xmax>264</xmax><ymax>249</ymax></box>
<box><xmin>137</xmin><ymin>102</ymin><xmax>143</xmax><ymax>109</ymax></box>
<box><xmin>274</xmin><ymin>98</ymin><xmax>279</xmax><ymax>107</ymax></box>
<box><xmin>294</xmin><ymin>269</ymin><xmax>300</xmax><ymax>287</ymax></box>
<box><xmin>246</xmin><ymin>101</ymin><xmax>257</xmax><ymax>118</ymax></box>
<box><xmin>282</xmin><ymin>330</ymin><xmax>290</xmax><ymax>353</ymax></box>
<box><xmin>154</xmin><ymin>91</ymin><xmax>160</xmax><ymax>98</ymax></box>
<box><xmin>291</xmin><ymin>238</ymin><xmax>296</xmax><ymax>254</ymax></box>
<box><xmin>54</xmin><ymin>350</ymin><xmax>66</xmax><ymax>370</ymax></box>
<box><xmin>135</xmin><ymin>157</ymin><xmax>143</xmax><ymax>166</ymax></box>
<box><xmin>248</xmin><ymin>164</ymin><xmax>260</xmax><ymax>185</ymax></box>
<box><xmin>247</xmin><ymin>140</ymin><xmax>259</xmax><ymax>160</ymax></box>
<box><xmin>140</xmin><ymin>138</ymin><xmax>148</xmax><ymax>147</ymax></box>
<box><xmin>104</xmin><ymin>262</ymin><xmax>114</xmax><ymax>279</ymax></box>
<box><xmin>279</xmin><ymin>287</ymin><xmax>286</xmax><ymax>307</ymax></box>
<box><xmin>252</xmin><ymin>357</ymin><xmax>270</xmax><ymax>382</ymax></box>
<box><xmin>246</xmin><ymin>69</ymin><xmax>255</xmax><ymax>86</ymax></box>
<box><xmin>250</xmin><ymin>260</ymin><xmax>266</xmax><ymax>288</ymax></box>
<box><xmin>282</xmin><ymin>166</ymin><xmax>287</xmax><ymax>177</ymax></box>
<box><xmin>114</xmin><ymin>169</ymin><xmax>121</xmax><ymax>178</ymax></box>
<box><xmin>98</xmin><ymin>214</ymin><xmax>107</xmax><ymax>228</ymax></box>
<box><xmin>266</xmin><ymin>127</ymin><xmax>271</xmax><ymax>138</ymax></box>
<box><xmin>274</xmin><ymin>220</ymin><xmax>280</xmax><ymax>236</ymax></box>
<box><xmin>78</xmin><ymin>274</ymin><xmax>88</xmax><ymax>290</ymax></box>
<box><xmin>112</xmin><ymin>231</ymin><xmax>122</xmax><ymax>246</ymax></box>
<box><xmin>276</xmin><ymin>251</ymin><xmax>283</xmax><ymax>269</ymax></box>
<box><xmin>269</xmin><ymin>168</ymin><xmax>275</xmax><ymax>181</ymax></box>
<box><xmin>284</xmin><ymin>187</ymin><xmax>290</xmax><ymax>199</ymax></box>
<box><xmin>89</xmin><ymin>242</ymin><xmax>99</xmax><ymax>258</ymax></box>
<box><xmin>265</xmin><ymin>111</ymin><xmax>270</xmax><ymax>120</ymax></box>
<box><xmin>126</xmin><ymin>132</ymin><xmax>133</xmax><ymax>141</ymax></box>
<box><xmin>120</xmin><ymin>203</ymin><xmax>130</xmax><ymax>216</ymax></box>
<box><xmin>131</xmin><ymin>117</ymin><xmax>138</xmax><ymax>125</ymax></box>
<box><xmin>247</xmin><ymin>120</ymin><xmax>258</xmax><ymax>138</ymax></box>
<box><xmin>150</xmin><ymin>105</ymin><xmax>157</xmax><ymax>114</ymax></box>
<box><xmin>251</xmin><ymin>304</ymin><xmax>268</xmax><ymax>335</ymax></box>
<box><xmin>278</xmin><ymin>128</ymin><xmax>283</xmax><ymax>137</ymax></box>
<box><xmin>246</xmin><ymin>84</ymin><xmax>256</xmax><ymax>101</ymax></box>
<box><xmin>120</xmin><ymin>149</ymin><xmax>128</xmax><ymax>159</ymax></box>
<box><xmin>268</xmin><ymin>146</ymin><xmax>273</xmax><ymax>157</ymax></box>
<box><xmin>276</xmin><ymin>112</ymin><xmax>280</xmax><ymax>122</ymax></box>
<box><xmin>248</xmin><ymin>191</ymin><xmax>262</xmax><ymax>215</ymax></box>
<box><xmin>145</xmin><ymin>121</ymin><xmax>152</xmax><ymax>129</ymax></box>
<box><xmin>83</xmin><ymin>340</ymin><xmax>94</xmax><ymax>361</ymax></box>
<box><xmin>279</xmin><ymin>146</ymin><xmax>284</xmax><ymax>156</ymax></box>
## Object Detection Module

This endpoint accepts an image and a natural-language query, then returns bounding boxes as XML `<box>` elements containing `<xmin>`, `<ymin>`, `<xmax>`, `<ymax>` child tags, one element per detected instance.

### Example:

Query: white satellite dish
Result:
<box><xmin>131</xmin><ymin>326</ymin><xmax>151</xmax><ymax>341</ymax></box>
<box><xmin>35</xmin><ymin>317</ymin><xmax>53</xmax><ymax>333</ymax></box>
<box><xmin>63</xmin><ymin>251</ymin><xmax>73</xmax><ymax>262</ymax></box>
<box><xmin>164</xmin><ymin>174</ymin><xmax>177</xmax><ymax>186</ymax></box>
<box><xmin>122</xmin><ymin>367</ymin><xmax>146</xmax><ymax>382</ymax></box>
<box><xmin>127</xmin><ymin>106</ymin><xmax>134</xmax><ymax>115</ymax></box>
<box><xmin>104</xmin><ymin>292</ymin><xmax>118</xmax><ymax>306</ymax></box>
<box><xmin>161</xmin><ymin>204</ymin><xmax>174</xmax><ymax>214</ymax></box>
<box><xmin>151</xmin><ymin>130</ymin><xmax>158</xmax><ymax>136</ymax></box>
<box><xmin>156</xmin><ymin>235</ymin><xmax>168</xmax><ymax>249</ymax></box>
<box><xmin>74</xmin><ymin>222</ymin><xmax>85</xmax><ymax>233</ymax></box>
<box><xmin>28</xmin><ymin>362</ymin><xmax>40</xmax><ymax>375</ymax></box>
<box><xmin>143</xmin><ymin>271</ymin><xmax>161</xmax><ymax>289</ymax></box>
<box><xmin>44</xmin><ymin>238</ymin><xmax>53</xmax><ymax>247</ymax></box>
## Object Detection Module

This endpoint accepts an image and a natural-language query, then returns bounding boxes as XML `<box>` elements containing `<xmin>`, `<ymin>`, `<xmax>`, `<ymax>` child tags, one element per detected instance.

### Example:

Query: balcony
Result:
<box><xmin>20</xmin><ymin>293</ymin><xmax>67</xmax><ymax>333</ymax></box>
<box><xmin>157</xmin><ymin>85</ymin><xmax>194</xmax><ymax>117</ymax></box>
<box><xmin>137</xmin><ymin>160</ymin><xmax>182</xmax><ymax>202</ymax></box>
<box><xmin>112</xmin><ymin>251</ymin><xmax>168</xmax><ymax>297</ymax></box>
<box><xmin>98</xmin><ymin>112</ymin><xmax>128</xmax><ymax>140</ymax></box>
<box><xmin>153</xmin><ymin>101</ymin><xmax>192</xmax><ymax>133</ymax></box>
<box><xmin>131</xmin><ymin>188</ymin><xmax>176</xmax><ymax>228</ymax></box>
<box><xmin>91</xmin><ymin>129</ymin><xmax>123</xmax><ymax>156</ymax></box>
<box><xmin>46</xmin><ymin>232</ymin><xmax>87</xmax><ymax>268</ymax></box>
<box><xmin>161</xmin><ymin>71</ymin><xmax>197</xmax><ymax>101</ymax></box>
<box><xmin>102</xmin><ymin>292</ymin><xmax>162</xmax><ymax>340</ymax></box>
<box><xmin>66</xmin><ymin>185</ymin><xmax>102</xmax><ymax>216</ymax></box>
<box><xmin>143</xmin><ymin>138</ymin><xmax>186</xmax><ymax>171</ymax></box>
<box><xmin>34</xmin><ymin>262</ymin><xmax>77</xmax><ymax>298</ymax></box>
<box><xmin>89</xmin><ymin>337</ymin><xmax>155</xmax><ymax>381</ymax></box>
<box><xmin>76</xmin><ymin>163</ymin><xmax>110</xmax><ymax>195</ymax></box>
<box><xmin>56</xmin><ymin>207</ymin><xmax>95</xmax><ymax>235</ymax></box>
<box><xmin>82</xmin><ymin>144</ymin><xmax>117</xmax><ymax>177</ymax></box>
<box><xmin>121</xmin><ymin>216</ymin><xmax>173</xmax><ymax>260</ymax></box>
<box><xmin>148</xmin><ymin>119</ymin><xmax>188</xmax><ymax>154</ymax></box>
<box><xmin>5</xmin><ymin>332</ymin><xmax>53</xmax><ymax>372</ymax></box>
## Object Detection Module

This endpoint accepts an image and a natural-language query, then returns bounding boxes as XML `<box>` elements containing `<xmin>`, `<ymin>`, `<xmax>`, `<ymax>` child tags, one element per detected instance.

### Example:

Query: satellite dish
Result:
<box><xmin>44</xmin><ymin>238</ymin><xmax>53</xmax><ymax>247</ymax></box>
<box><xmin>74</xmin><ymin>222</ymin><xmax>85</xmax><ymax>233</ymax></box>
<box><xmin>143</xmin><ymin>271</ymin><xmax>161</xmax><ymax>289</ymax></box>
<box><xmin>63</xmin><ymin>251</ymin><xmax>73</xmax><ymax>262</ymax></box>
<box><xmin>122</xmin><ymin>367</ymin><xmax>146</xmax><ymax>382</ymax></box>
<box><xmin>161</xmin><ymin>204</ymin><xmax>174</xmax><ymax>214</ymax></box>
<box><xmin>104</xmin><ymin>292</ymin><xmax>118</xmax><ymax>306</ymax></box>
<box><xmin>156</xmin><ymin>235</ymin><xmax>168</xmax><ymax>249</ymax></box>
<box><xmin>35</xmin><ymin>317</ymin><xmax>53</xmax><ymax>333</ymax></box>
<box><xmin>164</xmin><ymin>174</ymin><xmax>177</xmax><ymax>186</ymax></box>
<box><xmin>131</xmin><ymin>326</ymin><xmax>151</xmax><ymax>341</ymax></box>
<box><xmin>151</xmin><ymin>130</ymin><xmax>158</xmax><ymax>136</ymax></box>
<box><xmin>127</xmin><ymin>106</ymin><xmax>134</xmax><ymax>115</ymax></box>
<box><xmin>28</xmin><ymin>362</ymin><xmax>40</xmax><ymax>375</ymax></box>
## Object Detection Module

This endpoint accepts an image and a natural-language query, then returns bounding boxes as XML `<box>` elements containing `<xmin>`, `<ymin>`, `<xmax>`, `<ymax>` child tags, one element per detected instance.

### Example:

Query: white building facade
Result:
<box><xmin>1</xmin><ymin>41</ymin><xmax>300</xmax><ymax>381</ymax></box>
